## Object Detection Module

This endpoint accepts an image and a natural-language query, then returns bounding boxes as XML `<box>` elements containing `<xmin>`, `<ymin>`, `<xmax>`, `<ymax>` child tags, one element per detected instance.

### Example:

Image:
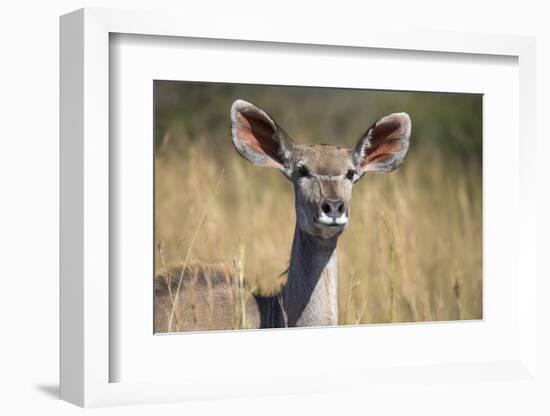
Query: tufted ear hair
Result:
<box><xmin>352</xmin><ymin>112</ymin><xmax>411</xmax><ymax>176</ymax></box>
<box><xmin>230</xmin><ymin>99</ymin><xmax>294</xmax><ymax>174</ymax></box>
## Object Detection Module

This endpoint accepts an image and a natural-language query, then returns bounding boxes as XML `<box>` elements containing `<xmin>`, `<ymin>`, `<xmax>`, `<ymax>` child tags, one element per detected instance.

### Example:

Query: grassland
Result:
<box><xmin>154</xmin><ymin>82</ymin><xmax>482</xmax><ymax>326</ymax></box>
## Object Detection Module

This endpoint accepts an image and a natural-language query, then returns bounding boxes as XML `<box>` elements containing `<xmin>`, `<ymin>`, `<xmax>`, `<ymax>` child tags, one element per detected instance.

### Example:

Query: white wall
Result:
<box><xmin>1</xmin><ymin>1</ymin><xmax>548</xmax><ymax>414</ymax></box>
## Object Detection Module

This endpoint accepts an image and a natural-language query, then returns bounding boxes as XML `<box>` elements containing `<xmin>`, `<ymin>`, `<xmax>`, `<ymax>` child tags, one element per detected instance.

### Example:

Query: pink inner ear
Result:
<box><xmin>364</xmin><ymin>139</ymin><xmax>403</xmax><ymax>165</ymax></box>
<box><xmin>361</xmin><ymin>118</ymin><xmax>407</xmax><ymax>167</ymax></box>
<box><xmin>235</xmin><ymin>112</ymin><xmax>282</xmax><ymax>169</ymax></box>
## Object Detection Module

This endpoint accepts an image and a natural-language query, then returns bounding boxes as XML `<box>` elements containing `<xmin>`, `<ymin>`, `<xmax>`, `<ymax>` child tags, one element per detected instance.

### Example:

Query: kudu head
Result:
<box><xmin>230</xmin><ymin>99</ymin><xmax>411</xmax><ymax>240</ymax></box>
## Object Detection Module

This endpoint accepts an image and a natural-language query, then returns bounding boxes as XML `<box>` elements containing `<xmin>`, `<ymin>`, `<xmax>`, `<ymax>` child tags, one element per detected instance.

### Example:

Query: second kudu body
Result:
<box><xmin>154</xmin><ymin>99</ymin><xmax>411</xmax><ymax>332</ymax></box>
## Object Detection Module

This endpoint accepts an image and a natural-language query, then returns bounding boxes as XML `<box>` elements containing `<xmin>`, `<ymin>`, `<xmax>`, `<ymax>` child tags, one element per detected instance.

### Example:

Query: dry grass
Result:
<box><xmin>155</xmin><ymin>134</ymin><xmax>482</xmax><ymax>326</ymax></box>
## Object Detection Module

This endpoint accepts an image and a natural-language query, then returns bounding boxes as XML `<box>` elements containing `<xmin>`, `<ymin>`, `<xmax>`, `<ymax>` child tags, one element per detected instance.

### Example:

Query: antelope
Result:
<box><xmin>154</xmin><ymin>99</ymin><xmax>411</xmax><ymax>332</ymax></box>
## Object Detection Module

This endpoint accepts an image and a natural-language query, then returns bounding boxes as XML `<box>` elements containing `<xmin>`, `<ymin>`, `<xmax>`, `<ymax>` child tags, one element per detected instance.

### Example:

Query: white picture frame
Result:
<box><xmin>60</xmin><ymin>8</ymin><xmax>537</xmax><ymax>407</ymax></box>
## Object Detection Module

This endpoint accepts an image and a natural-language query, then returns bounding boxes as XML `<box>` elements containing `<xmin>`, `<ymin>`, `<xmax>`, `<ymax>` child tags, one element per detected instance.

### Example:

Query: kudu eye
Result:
<box><xmin>346</xmin><ymin>169</ymin><xmax>356</xmax><ymax>181</ymax></box>
<box><xmin>297</xmin><ymin>164</ymin><xmax>310</xmax><ymax>178</ymax></box>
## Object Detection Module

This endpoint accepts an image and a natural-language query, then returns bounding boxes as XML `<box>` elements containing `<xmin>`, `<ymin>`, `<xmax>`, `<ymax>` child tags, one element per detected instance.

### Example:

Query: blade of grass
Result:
<box><xmin>167</xmin><ymin>170</ymin><xmax>224</xmax><ymax>332</ymax></box>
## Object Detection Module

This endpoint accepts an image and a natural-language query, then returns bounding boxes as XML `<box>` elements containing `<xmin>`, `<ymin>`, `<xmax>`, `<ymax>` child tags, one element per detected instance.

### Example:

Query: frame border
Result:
<box><xmin>60</xmin><ymin>7</ymin><xmax>537</xmax><ymax>407</ymax></box>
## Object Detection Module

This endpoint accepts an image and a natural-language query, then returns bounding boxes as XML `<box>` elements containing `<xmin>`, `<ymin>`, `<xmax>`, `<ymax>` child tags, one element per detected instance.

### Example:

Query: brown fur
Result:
<box><xmin>154</xmin><ymin>262</ymin><xmax>262</xmax><ymax>332</ymax></box>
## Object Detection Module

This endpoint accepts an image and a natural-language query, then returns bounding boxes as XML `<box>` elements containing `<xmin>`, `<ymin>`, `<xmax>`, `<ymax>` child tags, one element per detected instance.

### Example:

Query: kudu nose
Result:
<box><xmin>321</xmin><ymin>199</ymin><xmax>345</xmax><ymax>219</ymax></box>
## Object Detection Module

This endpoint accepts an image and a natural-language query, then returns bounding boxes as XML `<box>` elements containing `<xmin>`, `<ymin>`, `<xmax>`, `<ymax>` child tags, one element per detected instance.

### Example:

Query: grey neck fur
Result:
<box><xmin>255</xmin><ymin>224</ymin><xmax>339</xmax><ymax>328</ymax></box>
<box><xmin>283</xmin><ymin>225</ymin><xmax>339</xmax><ymax>326</ymax></box>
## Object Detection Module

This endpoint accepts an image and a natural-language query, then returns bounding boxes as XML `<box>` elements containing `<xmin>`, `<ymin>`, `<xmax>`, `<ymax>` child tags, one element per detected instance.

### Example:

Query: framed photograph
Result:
<box><xmin>152</xmin><ymin>81</ymin><xmax>482</xmax><ymax>334</ymax></box>
<box><xmin>60</xmin><ymin>8</ymin><xmax>537</xmax><ymax>407</ymax></box>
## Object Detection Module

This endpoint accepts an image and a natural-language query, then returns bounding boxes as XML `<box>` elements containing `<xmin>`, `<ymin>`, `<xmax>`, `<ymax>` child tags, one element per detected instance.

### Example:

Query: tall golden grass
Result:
<box><xmin>155</xmin><ymin>132</ymin><xmax>482</xmax><ymax>326</ymax></box>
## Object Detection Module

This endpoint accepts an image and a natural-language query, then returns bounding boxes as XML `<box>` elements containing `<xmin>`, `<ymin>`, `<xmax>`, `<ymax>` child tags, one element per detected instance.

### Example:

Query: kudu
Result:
<box><xmin>154</xmin><ymin>99</ymin><xmax>411</xmax><ymax>332</ymax></box>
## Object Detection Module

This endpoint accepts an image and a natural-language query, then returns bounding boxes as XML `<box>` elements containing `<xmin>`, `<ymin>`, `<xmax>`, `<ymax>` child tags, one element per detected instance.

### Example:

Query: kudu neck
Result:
<box><xmin>255</xmin><ymin>224</ymin><xmax>340</xmax><ymax>328</ymax></box>
<box><xmin>281</xmin><ymin>224</ymin><xmax>339</xmax><ymax>327</ymax></box>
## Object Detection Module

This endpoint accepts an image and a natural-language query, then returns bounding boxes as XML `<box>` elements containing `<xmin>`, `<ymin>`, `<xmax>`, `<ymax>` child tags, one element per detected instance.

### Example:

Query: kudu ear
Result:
<box><xmin>352</xmin><ymin>112</ymin><xmax>411</xmax><ymax>176</ymax></box>
<box><xmin>230</xmin><ymin>100</ymin><xmax>294</xmax><ymax>173</ymax></box>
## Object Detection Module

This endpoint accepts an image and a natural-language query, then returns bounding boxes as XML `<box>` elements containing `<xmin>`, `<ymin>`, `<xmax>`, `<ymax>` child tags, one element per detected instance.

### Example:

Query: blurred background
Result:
<box><xmin>154</xmin><ymin>81</ymin><xmax>482</xmax><ymax>324</ymax></box>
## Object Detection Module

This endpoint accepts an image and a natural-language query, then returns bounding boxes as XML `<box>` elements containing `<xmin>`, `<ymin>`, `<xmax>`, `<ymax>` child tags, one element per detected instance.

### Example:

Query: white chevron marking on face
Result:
<box><xmin>312</xmin><ymin>173</ymin><xmax>346</xmax><ymax>181</ymax></box>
